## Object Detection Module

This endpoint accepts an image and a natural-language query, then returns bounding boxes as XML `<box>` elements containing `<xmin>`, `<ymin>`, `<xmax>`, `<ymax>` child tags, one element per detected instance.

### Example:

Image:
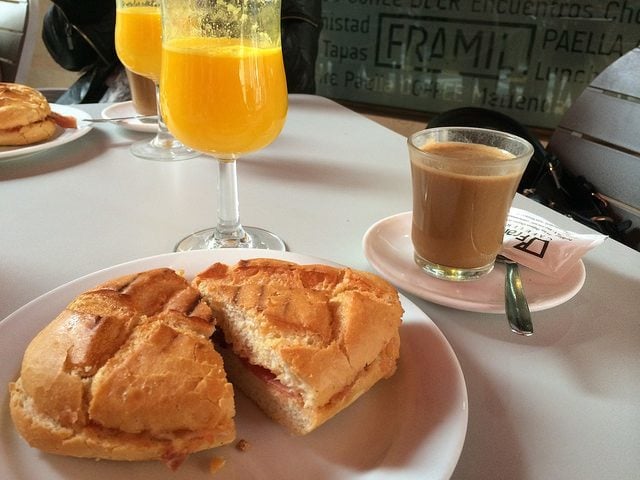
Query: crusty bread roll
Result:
<box><xmin>193</xmin><ymin>259</ymin><xmax>403</xmax><ymax>435</ymax></box>
<box><xmin>0</xmin><ymin>82</ymin><xmax>58</xmax><ymax>146</ymax></box>
<box><xmin>9</xmin><ymin>268</ymin><xmax>236</xmax><ymax>470</ymax></box>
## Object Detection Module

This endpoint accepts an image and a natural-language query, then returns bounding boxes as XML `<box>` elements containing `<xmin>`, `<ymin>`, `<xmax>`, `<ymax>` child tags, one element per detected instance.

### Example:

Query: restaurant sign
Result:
<box><xmin>316</xmin><ymin>0</ymin><xmax>640</xmax><ymax>129</ymax></box>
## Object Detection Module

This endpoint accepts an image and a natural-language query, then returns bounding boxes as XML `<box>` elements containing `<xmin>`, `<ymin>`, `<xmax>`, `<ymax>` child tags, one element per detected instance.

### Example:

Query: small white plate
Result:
<box><xmin>101</xmin><ymin>101</ymin><xmax>157</xmax><ymax>133</ymax></box>
<box><xmin>0</xmin><ymin>105</ymin><xmax>92</xmax><ymax>160</ymax></box>
<box><xmin>363</xmin><ymin>212</ymin><xmax>586</xmax><ymax>313</ymax></box>
<box><xmin>1</xmin><ymin>249</ymin><xmax>467</xmax><ymax>480</ymax></box>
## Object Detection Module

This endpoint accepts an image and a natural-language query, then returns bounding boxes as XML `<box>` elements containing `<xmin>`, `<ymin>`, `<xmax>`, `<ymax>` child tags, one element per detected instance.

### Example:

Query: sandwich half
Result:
<box><xmin>9</xmin><ymin>268</ymin><xmax>235</xmax><ymax>470</ymax></box>
<box><xmin>193</xmin><ymin>258</ymin><xmax>403</xmax><ymax>435</ymax></box>
<box><xmin>0</xmin><ymin>82</ymin><xmax>76</xmax><ymax>146</ymax></box>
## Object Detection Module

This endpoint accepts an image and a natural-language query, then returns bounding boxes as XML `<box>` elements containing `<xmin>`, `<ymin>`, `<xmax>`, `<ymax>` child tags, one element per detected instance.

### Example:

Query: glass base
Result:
<box><xmin>175</xmin><ymin>226</ymin><xmax>287</xmax><ymax>252</ymax></box>
<box><xmin>414</xmin><ymin>252</ymin><xmax>494</xmax><ymax>281</ymax></box>
<box><xmin>130</xmin><ymin>137</ymin><xmax>200</xmax><ymax>161</ymax></box>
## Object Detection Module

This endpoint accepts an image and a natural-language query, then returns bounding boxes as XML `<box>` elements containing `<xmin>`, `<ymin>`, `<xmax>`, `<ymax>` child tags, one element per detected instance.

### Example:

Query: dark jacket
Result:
<box><xmin>42</xmin><ymin>0</ymin><xmax>322</xmax><ymax>103</ymax></box>
<box><xmin>282</xmin><ymin>0</ymin><xmax>322</xmax><ymax>94</ymax></box>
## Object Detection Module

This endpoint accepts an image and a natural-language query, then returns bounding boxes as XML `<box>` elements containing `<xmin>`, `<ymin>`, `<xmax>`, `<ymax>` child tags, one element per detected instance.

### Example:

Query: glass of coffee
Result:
<box><xmin>125</xmin><ymin>68</ymin><xmax>156</xmax><ymax>116</ymax></box>
<box><xmin>408</xmin><ymin>127</ymin><xmax>533</xmax><ymax>281</ymax></box>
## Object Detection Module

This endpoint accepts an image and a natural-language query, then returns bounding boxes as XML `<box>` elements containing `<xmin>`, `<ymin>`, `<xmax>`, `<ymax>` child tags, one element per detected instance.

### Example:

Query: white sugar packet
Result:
<box><xmin>501</xmin><ymin>208</ymin><xmax>606</xmax><ymax>278</ymax></box>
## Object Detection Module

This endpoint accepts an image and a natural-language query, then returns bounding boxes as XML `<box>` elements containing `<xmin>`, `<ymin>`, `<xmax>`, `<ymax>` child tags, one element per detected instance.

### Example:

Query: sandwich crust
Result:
<box><xmin>0</xmin><ymin>82</ymin><xmax>56</xmax><ymax>146</ymax></box>
<box><xmin>0</xmin><ymin>118</ymin><xmax>57</xmax><ymax>146</ymax></box>
<box><xmin>194</xmin><ymin>258</ymin><xmax>403</xmax><ymax>434</ymax></box>
<box><xmin>0</xmin><ymin>82</ymin><xmax>51</xmax><ymax>129</ymax></box>
<box><xmin>9</xmin><ymin>268</ymin><xmax>236</xmax><ymax>469</ymax></box>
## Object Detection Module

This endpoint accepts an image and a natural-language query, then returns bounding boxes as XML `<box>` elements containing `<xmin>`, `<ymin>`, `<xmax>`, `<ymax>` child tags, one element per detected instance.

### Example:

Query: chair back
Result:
<box><xmin>548</xmin><ymin>48</ymin><xmax>640</xmax><ymax>248</ymax></box>
<box><xmin>0</xmin><ymin>0</ymin><xmax>39</xmax><ymax>83</ymax></box>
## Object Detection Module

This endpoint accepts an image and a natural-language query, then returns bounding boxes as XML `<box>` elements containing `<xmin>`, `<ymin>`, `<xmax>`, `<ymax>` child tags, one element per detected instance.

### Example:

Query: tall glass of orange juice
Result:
<box><xmin>115</xmin><ymin>0</ymin><xmax>198</xmax><ymax>161</ymax></box>
<box><xmin>160</xmin><ymin>0</ymin><xmax>288</xmax><ymax>251</ymax></box>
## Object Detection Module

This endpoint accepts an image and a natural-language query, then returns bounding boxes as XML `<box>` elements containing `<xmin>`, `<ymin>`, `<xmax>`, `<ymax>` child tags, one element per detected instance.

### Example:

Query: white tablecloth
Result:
<box><xmin>1</xmin><ymin>95</ymin><xmax>639</xmax><ymax>479</ymax></box>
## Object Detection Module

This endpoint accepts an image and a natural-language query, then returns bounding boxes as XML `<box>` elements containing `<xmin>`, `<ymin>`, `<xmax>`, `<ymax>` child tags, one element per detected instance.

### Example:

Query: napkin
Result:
<box><xmin>501</xmin><ymin>208</ymin><xmax>606</xmax><ymax>278</ymax></box>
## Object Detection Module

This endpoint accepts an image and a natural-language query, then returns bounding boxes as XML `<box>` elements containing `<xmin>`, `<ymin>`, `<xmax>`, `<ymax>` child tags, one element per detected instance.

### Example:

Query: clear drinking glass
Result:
<box><xmin>160</xmin><ymin>0</ymin><xmax>288</xmax><ymax>251</ymax></box>
<box><xmin>408</xmin><ymin>127</ymin><xmax>533</xmax><ymax>281</ymax></box>
<box><xmin>114</xmin><ymin>0</ymin><xmax>199</xmax><ymax>161</ymax></box>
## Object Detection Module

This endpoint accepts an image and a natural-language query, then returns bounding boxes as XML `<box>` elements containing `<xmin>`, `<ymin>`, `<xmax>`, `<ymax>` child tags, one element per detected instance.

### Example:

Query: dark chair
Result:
<box><xmin>547</xmin><ymin>47</ymin><xmax>640</xmax><ymax>249</ymax></box>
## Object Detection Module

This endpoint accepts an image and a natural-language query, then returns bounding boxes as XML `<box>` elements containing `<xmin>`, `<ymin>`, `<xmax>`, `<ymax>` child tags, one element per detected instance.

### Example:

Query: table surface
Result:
<box><xmin>1</xmin><ymin>95</ymin><xmax>639</xmax><ymax>479</ymax></box>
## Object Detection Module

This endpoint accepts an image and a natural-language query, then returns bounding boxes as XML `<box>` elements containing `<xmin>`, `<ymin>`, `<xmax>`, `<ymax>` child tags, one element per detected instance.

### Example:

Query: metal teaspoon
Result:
<box><xmin>496</xmin><ymin>254</ymin><xmax>533</xmax><ymax>336</ymax></box>
<box><xmin>82</xmin><ymin>115</ymin><xmax>158</xmax><ymax>124</ymax></box>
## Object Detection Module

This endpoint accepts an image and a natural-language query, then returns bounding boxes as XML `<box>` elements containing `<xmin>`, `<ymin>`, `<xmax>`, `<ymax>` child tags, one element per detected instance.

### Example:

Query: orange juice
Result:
<box><xmin>160</xmin><ymin>37</ymin><xmax>288</xmax><ymax>157</ymax></box>
<box><xmin>115</xmin><ymin>7</ymin><xmax>162</xmax><ymax>82</ymax></box>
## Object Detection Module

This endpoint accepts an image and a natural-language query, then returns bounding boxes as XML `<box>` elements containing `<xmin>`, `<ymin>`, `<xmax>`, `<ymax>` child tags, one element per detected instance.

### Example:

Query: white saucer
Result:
<box><xmin>101</xmin><ymin>101</ymin><xmax>157</xmax><ymax>133</ymax></box>
<box><xmin>363</xmin><ymin>212</ymin><xmax>586</xmax><ymax>313</ymax></box>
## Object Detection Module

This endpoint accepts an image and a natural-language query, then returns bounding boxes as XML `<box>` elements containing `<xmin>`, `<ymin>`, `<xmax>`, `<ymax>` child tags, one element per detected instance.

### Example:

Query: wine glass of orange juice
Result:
<box><xmin>160</xmin><ymin>0</ymin><xmax>288</xmax><ymax>250</ymax></box>
<box><xmin>114</xmin><ymin>0</ymin><xmax>198</xmax><ymax>161</ymax></box>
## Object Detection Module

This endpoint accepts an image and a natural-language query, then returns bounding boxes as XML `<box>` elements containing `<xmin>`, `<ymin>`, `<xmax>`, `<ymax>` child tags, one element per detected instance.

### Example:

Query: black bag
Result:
<box><xmin>426</xmin><ymin>107</ymin><xmax>631</xmax><ymax>242</ymax></box>
<box><xmin>41</xmin><ymin>0</ymin><xmax>122</xmax><ymax>103</ymax></box>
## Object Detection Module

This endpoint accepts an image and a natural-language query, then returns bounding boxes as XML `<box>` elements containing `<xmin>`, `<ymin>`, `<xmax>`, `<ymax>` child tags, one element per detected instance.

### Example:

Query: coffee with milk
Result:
<box><xmin>408</xmin><ymin>128</ymin><xmax>533</xmax><ymax>281</ymax></box>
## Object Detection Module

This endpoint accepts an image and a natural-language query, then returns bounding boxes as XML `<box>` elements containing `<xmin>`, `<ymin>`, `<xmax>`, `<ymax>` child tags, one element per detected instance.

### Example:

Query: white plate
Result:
<box><xmin>101</xmin><ymin>101</ymin><xmax>157</xmax><ymax>133</ymax></box>
<box><xmin>0</xmin><ymin>249</ymin><xmax>467</xmax><ymax>480</ymax></box>
<box><xmin>0</xmin><ymin>105</ymin><xmax>92</xmax><ymax>160</ymax></box>
<box><xmin>363</xmin><ymin>212</ymin><xmax>586</xmax><ymax>314</ymax></box>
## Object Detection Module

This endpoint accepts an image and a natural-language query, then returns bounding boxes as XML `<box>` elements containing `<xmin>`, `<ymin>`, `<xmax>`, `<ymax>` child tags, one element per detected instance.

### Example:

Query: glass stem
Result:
<box><xmin>151</xmin><ymin>83</ymin><xmax>175</xmax><ymax>149</ymax></box>
<box><xmin>215</xmin><ymin>159</ymin><xmax>250</xmax><ymax>247</ymax></box>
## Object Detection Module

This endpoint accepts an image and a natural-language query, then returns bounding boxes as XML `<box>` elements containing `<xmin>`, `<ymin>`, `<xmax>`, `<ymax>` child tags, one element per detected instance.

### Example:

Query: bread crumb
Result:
<box><xmin>209</xmin><ymin>456</ymin><xmax>226</xmax><ymax>474</ymax></box>
<box><xmin>235</xmin><ymin>439</ymin><xmax>250</xmax><ymax>452</ymax></box>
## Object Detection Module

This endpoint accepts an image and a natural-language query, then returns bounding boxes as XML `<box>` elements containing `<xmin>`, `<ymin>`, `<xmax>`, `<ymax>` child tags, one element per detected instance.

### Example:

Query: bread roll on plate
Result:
<box><xmin>193</xmin><ymin>259</ymin><xmax>403</xmax><ymax>435</ymax></box>
<box><xmin>0</xmin><ymin>82</ymin><xmax>76</xmax><ymax>146</ymax></box>
<box><xmin>8</xmin><ymin>268</ymin><xmax>235</xmax><ymax>470</ymax></box>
